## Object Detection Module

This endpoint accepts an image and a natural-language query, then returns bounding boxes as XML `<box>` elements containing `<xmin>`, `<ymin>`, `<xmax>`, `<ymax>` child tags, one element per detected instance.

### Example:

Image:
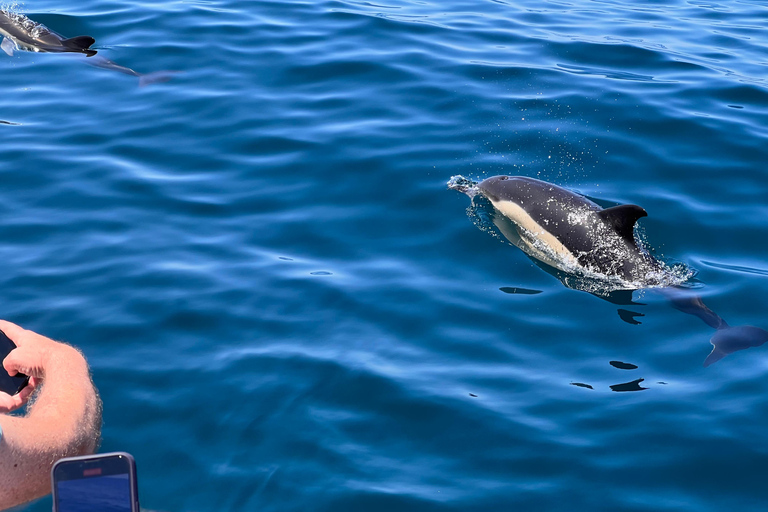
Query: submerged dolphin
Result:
<box><xmin>0</xmin><ymin>10</ymin><xmax>173</xmax><ymax>86</ymax></box>
<box><xmin>449</xmin><ymin>174</ymin><xmax>768</xmax><ymax>366</ymax></box>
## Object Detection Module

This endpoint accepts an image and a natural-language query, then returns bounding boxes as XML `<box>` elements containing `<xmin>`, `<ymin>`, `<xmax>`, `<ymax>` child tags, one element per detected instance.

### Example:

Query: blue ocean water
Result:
<box><xmin>3</xmin><ymin>0</ymin><xmax>768</xmax><ymax>510</ymax></box>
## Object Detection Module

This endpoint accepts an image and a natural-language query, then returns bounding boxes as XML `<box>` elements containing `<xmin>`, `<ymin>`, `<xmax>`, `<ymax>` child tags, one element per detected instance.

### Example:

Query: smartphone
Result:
<box><xmin>0</xmin><ymin>329</ymin><xmax>29</xmax><ymax>396</ymax></box>
<box><xmin>52</xmin><ymin>452</ymin><xmax>140</xmax><ymax>512</ymax></box>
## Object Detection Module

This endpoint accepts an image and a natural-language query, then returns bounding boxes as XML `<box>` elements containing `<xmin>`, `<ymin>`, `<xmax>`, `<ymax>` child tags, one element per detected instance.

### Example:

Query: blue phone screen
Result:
<box><xmin>56</xmin><ymin>473</ymin><xmax>131</xmax><ymax>512</ymax></box>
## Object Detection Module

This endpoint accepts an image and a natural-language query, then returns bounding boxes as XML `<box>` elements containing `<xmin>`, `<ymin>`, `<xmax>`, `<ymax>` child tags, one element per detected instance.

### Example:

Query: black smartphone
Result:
<box><xmin>52</xmin><ymin>452</ymin><xmax>140</xmax><ymax>512</ymax></box>
<box><xmin>0</xmin><ymin>329</ymin><xmax>29</xmax><ymax>396</ymax></box>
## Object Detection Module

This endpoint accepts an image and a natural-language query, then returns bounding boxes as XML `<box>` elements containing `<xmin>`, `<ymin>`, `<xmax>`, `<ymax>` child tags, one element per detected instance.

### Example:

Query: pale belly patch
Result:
<box><xmin>491</xmin><ymin>199</ymin><xmax>581</xmax><ymax>269</ymax></box>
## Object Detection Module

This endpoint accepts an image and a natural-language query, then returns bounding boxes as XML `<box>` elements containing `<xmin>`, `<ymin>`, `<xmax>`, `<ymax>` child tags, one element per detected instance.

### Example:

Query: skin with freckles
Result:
<box><xmin>0</xmin><ymin>320</ymin><xmax>102</xmax><ymax>510</ymax></box>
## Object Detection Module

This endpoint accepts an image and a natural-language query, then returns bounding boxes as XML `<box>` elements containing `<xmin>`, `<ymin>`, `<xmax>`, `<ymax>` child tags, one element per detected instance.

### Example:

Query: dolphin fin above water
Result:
<box><xmin>597</xmin><ymin>204</ymin><xmax>648</xmax><ymax>245</ymax></box>
<box><xmin>61</xmin><ymin>35</ymin><xmax>96</xmax><ymax>52</ymax></box>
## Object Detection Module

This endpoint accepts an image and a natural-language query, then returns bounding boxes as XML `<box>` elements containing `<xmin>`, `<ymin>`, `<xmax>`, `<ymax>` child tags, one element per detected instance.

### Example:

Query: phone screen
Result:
<box><xmin>53</xmin><ymin>453</ymin><xmax>138</xmax><ymax>512</ymax></box>
<box><xmin>0</xmin><ymin>330</ymin><xmax>28</xmax><ymax>396</ymax></box>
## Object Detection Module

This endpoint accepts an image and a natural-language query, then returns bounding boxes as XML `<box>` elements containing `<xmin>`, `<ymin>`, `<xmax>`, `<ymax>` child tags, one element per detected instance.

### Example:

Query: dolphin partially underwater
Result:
<box><xmin>449</xmin><ymin>174</ymin><xmax>768</xmax><ymax>367</ymax></box>
<box><xmin>0</xmin><ymin>10</ymin><xmax>173</xmax><ymax>86</ymax></box>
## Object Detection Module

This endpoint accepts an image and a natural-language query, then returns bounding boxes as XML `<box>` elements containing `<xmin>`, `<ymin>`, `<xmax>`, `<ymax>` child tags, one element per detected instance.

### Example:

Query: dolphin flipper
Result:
<box><xmin>1</xmin><ymin>37</ymin><xmax>14</xmax><ymax>56</ymax></box>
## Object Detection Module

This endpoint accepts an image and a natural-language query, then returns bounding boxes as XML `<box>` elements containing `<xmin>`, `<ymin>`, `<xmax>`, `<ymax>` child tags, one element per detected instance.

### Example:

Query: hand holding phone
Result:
<box><xmin>52</xmin><ymin>452</ymin><xmax>140</xmax><ymax>512</ymax></box>
<box><xmin>0</xmin><ymin>329</ymin><xmax>30</xmax><ymax>399</ymax></box>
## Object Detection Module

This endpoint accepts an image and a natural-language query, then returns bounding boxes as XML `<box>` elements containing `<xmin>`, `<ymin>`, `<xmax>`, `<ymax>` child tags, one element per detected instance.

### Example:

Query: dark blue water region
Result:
<box><xmin>2</xmin><ymin>0</ymin><xmax>768</xmax><ymax>510</ymax></box>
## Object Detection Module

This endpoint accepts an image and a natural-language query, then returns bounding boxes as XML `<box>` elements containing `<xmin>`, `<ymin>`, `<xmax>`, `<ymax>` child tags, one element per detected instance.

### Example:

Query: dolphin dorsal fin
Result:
<box><xmin>61</xmin><ymin>35</ymin><xmax>95</xmax><ymax>51</ymax></box>
<box><xmin>597</xmin><ymin>204</ymin><xmax>647</xmax><ymax>244</ymax></box>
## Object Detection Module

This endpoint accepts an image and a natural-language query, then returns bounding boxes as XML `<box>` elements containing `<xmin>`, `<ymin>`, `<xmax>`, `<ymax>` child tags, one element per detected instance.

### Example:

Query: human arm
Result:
<box><xmin>0</xmin><ymin>320</ymin><xmax>102</xmax><ymax>510</ymax></box>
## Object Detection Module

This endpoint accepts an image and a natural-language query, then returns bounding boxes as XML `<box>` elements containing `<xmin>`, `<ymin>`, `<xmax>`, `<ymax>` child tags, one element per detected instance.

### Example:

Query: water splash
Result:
<box><xmin>447</xmin><ymin>174</ymin><xmax>478</xmax><ymax>198</ymax></box>
<box><xmin>0</xmin><ymin>7</ymin><xmax>45</xmax><ymax>39</ymax></box>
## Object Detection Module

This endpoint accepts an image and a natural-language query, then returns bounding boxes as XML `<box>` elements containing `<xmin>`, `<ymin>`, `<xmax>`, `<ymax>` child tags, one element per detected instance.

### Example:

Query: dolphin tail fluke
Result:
<box><xmin>704</xmin><ymin>325</ymin><xmax>768</xmax><ymax>367</ymax></box>
<box><xmin>61</xmin><ymin>35</ymin><xmax>95</xmax><ymax>51</ymax></box>
<box><xmin>139</xmin><ymin>71</ymin><xmax>179</xmax><ymax>87</ymax></box>
<box><xmin>703</xmin><ymin>345</ymin><xmax>728</xmax><ymax>367</ymax></box>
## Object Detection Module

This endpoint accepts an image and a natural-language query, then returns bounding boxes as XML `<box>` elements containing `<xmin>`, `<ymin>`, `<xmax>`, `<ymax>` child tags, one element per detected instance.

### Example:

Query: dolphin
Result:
<box><xmin>449</xmin><ymin>174</ymin><xmax>768</xmax><ymax>366</ymax></box>
<box><xmin>0</xmin><ymin>10</ymin><xmax>174</xmax><ymax>86</ymax></box>
<box><xmin>469</xmin><ymin>174</ymin><xmax>661</xmax><ymax>284</ymax></box>
<box><xmin>0</xmin><ymin>10</ymin><xmax>96</xmax><ymax>56</ymax></box>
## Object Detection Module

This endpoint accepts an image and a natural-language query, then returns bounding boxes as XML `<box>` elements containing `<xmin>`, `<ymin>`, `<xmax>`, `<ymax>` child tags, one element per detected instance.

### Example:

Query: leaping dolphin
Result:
<box><xmin>0</xmin><ymin>10</ymin><xmax>174</xmax><ymax>86</ymax></box>
<box><xmin>449</xmin><ymin>174</ymin><xmax>768</xmax><ymax>366</ymax></box>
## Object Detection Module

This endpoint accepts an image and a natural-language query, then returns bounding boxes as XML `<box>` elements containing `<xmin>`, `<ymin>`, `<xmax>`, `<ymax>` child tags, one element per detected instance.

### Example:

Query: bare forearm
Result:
<box><xmin>0</xmin><ymin>344</ymin><xmax>102</xmax><ymax>507</ymax></box>
<box><xmin>26</xmin><ymin>344</ymin><xmax>102</xmax><ymax>451</ymax></box>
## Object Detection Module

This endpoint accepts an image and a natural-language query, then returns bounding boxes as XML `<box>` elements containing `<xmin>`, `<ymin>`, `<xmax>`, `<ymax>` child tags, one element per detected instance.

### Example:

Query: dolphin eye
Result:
<box><xmin>499</xmin><ymin>176</ymin><xmax>508</xmax><ymax>181</ymax></box>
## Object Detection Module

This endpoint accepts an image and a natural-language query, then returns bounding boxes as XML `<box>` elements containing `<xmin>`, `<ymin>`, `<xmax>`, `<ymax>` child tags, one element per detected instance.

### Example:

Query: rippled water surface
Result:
<box><xmin>6</xmin><ymin>0</ymin><xmax>768</xmax><ymax>510</ymax></box>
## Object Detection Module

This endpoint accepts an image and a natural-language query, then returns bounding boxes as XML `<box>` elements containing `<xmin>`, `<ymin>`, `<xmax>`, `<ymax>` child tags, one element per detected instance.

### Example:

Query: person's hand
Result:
<box><xmin>0</xmin><ymin>320</ymin><xmax>60</xmax><ymax>413</ymax></box>
<box><xmin>0</xmin><ymin>376</ymin><xmax>38</xmax><ymax>413</ymax></box>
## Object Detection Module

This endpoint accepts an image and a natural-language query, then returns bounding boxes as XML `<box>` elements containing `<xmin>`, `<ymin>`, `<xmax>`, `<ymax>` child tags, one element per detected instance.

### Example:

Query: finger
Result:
<box><xmin>0</xmin><ymin>320</ymin><xmax>26</xmax><ymax>345</ymax></box>
<box><xmin>3</xmin><ymin>349</ymin><xmax>34</xmax><ymax>377</ymax></box>
<box><xmin>0</xmin><ymin>392</ymin><xmax>15</xmax><ymax>412</ymax></box>
<box><xmin>0</xmin><ymin>376</ymin><xmax>36</xmax><ymax>412</ymax></box>
<box><xmin>3</xmin><ymin>351</ymin><xmax>20</xmax><ymax>376</ymax></box>
<box><xmin>13</xmin><ymin>379</ymin><xmax>35</xmax><ymax>404</ymax></box>
<box><xmin>0</xmin><ymin>389</ymin><xmax>26</xmax><ymax>413</ymax></box>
